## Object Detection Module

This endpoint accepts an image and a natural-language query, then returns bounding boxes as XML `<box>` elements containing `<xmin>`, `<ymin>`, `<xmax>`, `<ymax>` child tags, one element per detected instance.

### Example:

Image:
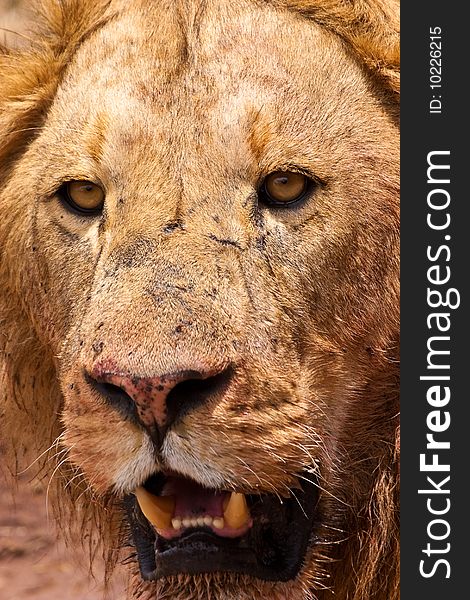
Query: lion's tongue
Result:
<box><xmin>134</xmin><ymin>477</ymin><xmax>252</xmax><ymax>540</ymax></box>
<box><xmin>164</xmin><ymin>477</ymin><xmax>226</xmax><ymax>518</ymax></box>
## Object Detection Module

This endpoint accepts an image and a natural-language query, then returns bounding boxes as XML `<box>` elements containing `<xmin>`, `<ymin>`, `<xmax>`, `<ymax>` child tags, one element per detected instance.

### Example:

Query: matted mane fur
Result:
<box><xmin>0</xmin><ymin>1</ymin><xmax>400</xmax><ymax>599</ymax></box>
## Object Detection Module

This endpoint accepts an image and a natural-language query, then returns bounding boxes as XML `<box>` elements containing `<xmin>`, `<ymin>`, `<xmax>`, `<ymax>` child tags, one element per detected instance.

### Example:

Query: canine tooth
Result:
<box><xmin>203</xmin><ymin>516</ymin><xmax>213</xmax><ymax>526</ymax></box>
<box><xmin>182</xmin><ymin>518</ymin><xmax>191</xmax><ymax>528</ymax></box>
<box><xmin>223</xmin><ymin>492</ymin><xmax>250</xmax><ymax>529</ymax></box>
<box><xmin>197</xmin><ymin>517</ymin><xmax>205</xmax><ymax>527</ymax></box>
<box><xmin>172</xmin><ymin>517</ymin><xmax>182</xmax><ymax>530</ymax></box>
<box><xmin>213</xmin><ymin>517</ymin><xmax>224</xmax><ymax>529</ymax></box>
<box><xmin>134</xmin><ymin>487</ymin><xmax>174</xmax><ymax>530</ymax></box>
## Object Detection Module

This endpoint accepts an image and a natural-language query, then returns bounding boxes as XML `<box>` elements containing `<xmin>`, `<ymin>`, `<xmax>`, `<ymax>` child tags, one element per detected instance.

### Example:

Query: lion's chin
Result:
<box><xmin>124</xmin><ymin>471</ymin><xmax>319</xmax><ymax>582</ymax></box>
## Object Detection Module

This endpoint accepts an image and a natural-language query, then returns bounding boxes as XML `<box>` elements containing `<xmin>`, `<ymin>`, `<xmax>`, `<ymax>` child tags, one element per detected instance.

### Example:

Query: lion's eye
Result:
<box><xmin>260</xmin><ymin>171</ymin><xmax>309</xmax><ymax>206</ymax></box>
<box><xmin>63</xmin><ymin>181</ymin><xmax>105</xmax><ymax>214</ymax></box>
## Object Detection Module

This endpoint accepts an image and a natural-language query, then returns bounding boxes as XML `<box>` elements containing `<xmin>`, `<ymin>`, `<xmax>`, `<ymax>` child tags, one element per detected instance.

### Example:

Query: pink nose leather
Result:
<box><xmin>89</xmin><ymin>362</ymin><xmax>226</xmax><ymax>446</ymax></box>
<box><xmin>101</xmin><ymin>372</ymin><xmax>178</xmax><ymax>430</ymax></box>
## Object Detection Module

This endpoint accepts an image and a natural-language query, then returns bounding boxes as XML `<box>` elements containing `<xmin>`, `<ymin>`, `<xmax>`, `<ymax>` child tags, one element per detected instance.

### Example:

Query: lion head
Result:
<box><xmin>0</xmin><ymin>1</ymin><xmax>399</xmax><ymax>598</ymax></box>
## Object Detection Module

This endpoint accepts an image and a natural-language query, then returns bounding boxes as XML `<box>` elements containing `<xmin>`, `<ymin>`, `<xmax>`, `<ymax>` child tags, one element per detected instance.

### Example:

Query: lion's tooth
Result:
<box><xmin>223</xmin><ymin>492</ymin><xmax>250</xmax><ymax>529</ymax></box>
<box><xmin>203</xmin><ymin>515</ymin><xmax>213</xmax><ymax>526</ymax></box>
<box><xmin>172</xmin><ymin>517</ymin><xmax>182</xmax><ymax>530</ymax></box>
<box><xmin>182</xmin><ymin>517</ymin><xmax>191</xmax><ymax>528</ymax></box>
<box><xmin>134</xmin><ymin>487</ymin><xmax>174</xmax><ymax>530</ymax></box>
<box><xmin>212</xmin><ymin>517</ymin><xmax>224</xmax><ymax>529</ymax></box>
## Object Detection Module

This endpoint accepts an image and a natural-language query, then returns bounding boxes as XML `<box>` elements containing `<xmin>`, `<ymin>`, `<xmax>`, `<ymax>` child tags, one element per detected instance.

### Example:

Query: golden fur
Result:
<box><xmin>0</xmin><ymin>1</ymin><xmax>400</xmax><ymax>598</ymax></box>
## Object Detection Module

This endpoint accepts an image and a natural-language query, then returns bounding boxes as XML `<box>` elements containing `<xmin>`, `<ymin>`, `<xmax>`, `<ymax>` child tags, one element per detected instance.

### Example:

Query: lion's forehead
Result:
<box><xmin>47</xmin><ymin>0</ymin><xmax>376</xmax><ymax>168</ymax></box>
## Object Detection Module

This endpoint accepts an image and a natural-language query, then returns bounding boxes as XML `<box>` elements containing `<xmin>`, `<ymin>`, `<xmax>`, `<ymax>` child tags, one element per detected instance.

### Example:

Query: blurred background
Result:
<box><xmin>0</xmin><ymin>469</ymin><xmax>126</xmax><ymax>599</ymax></box>
<box><xmin>0</xmin><ymin>2</ymin><xmax>125</xmax><ymax>598</ymax></box>
<box><xmin>0</xmin><ymin>0</ymin><xmax>26</xmax><ymax>45</ymax></box>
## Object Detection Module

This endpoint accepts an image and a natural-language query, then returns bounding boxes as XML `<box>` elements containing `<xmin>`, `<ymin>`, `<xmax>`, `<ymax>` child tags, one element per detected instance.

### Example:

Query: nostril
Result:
<box><xmin>166</xmin><ymin>368</ymin><xmax>233</xmax><ymax>421</ymax></box>
<box><xmin>99</xmin><ymin>381</ymin><xmax>127</xmax><ymax>397</ymax></box>
<box><xmin>85</xmin><ymin>374</ymin><xmax>138</xmax><ymax>423</ymax></box>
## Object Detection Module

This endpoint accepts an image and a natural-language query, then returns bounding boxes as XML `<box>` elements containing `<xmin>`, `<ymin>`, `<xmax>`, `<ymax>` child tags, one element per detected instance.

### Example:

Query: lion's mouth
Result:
<box><xmin>124</xmin><ymin>471</ymin><xmax>320</xmax><ymax>581</ymax></box>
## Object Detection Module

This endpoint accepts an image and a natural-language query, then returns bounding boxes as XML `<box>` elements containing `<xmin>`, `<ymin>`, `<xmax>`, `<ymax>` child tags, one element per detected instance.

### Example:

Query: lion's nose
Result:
<box><xmin>86</xmin><ymin>365</ymin><xmax>232</xmax><ymax>447</ymax></box>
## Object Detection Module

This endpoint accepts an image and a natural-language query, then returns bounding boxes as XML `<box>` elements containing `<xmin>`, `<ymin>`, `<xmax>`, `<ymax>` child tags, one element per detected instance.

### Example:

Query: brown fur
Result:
<box><xmin>0</xmin><ymin>1</ymin><xmax>399</xmax><ymax>598</ymax></box>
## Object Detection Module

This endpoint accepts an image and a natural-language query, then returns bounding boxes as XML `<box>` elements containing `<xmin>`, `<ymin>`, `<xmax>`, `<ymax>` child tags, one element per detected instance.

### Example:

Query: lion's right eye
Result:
<box><xmin>259</xmin><ymin>171</ymin><xmax>311</xmax><ymax>207</ymax></box>
<box><xmin>61</xmin><ymin>181</ymin><xmax>105</xmax><ymax>214</ymax></box>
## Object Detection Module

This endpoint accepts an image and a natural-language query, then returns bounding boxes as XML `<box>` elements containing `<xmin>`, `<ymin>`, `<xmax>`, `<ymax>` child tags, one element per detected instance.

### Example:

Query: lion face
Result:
<box><xmin>1</xmin><ymin>1</ymin><xmax>399</xmax><ymax>598</ymax></box>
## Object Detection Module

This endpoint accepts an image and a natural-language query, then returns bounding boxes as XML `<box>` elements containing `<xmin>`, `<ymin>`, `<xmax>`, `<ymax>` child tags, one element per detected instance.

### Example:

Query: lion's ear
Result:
<box><xmin>271</xmin><ymin>0</ymin><xmax>400</xmax><ymax>97</ymax></box>
<box><xmin>0</xmin><ymin>0</ymin><xmax>112</xmax><ymax>177</ymax></box>
<box><xmin>343</xmin><ymin>0</ymin><xmax>400</xmax><ymax>96</ymax></box>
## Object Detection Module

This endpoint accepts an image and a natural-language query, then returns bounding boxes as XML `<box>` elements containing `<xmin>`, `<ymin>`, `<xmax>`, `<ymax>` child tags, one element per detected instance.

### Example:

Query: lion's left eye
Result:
<box><xmin>62</xmin><ymin>181</ymin><xmax>105</xmax><ymax>214</ymax></box>
<box><xmin>259</xmin><ymin>171</ymin><xmax>309</xmax><ymax>206</ymax></box>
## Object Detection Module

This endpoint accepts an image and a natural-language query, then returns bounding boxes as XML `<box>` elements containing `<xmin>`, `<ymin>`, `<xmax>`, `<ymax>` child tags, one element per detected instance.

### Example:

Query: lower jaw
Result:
<box><xmin>152</xmin><ymin>531</ymin><xmax>277</xmax><ymax>580</ymax></box>
<box><xmin>124</xmin><ymin>472</ymin><xmax>320</xmax><ymax>582</ymax></box>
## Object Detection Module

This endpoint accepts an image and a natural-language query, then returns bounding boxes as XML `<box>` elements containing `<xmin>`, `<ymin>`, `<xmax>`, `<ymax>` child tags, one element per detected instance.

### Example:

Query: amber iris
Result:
<box><xmin>262</xmin><ymin>171</ymin><xmax>308</xmax><ymax>205</ymax></box>
<box><xmin>65</xmin><ymin>181</ymin><xmax>104</xmax><ymax>212</ymax></box>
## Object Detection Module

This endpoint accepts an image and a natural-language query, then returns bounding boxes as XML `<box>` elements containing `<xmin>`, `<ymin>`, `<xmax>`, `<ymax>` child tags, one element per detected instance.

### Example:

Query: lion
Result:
<box><xmin>0</xmin><ymin>1</ymin><xmax>400</xmax><ymax>598</ymax></box>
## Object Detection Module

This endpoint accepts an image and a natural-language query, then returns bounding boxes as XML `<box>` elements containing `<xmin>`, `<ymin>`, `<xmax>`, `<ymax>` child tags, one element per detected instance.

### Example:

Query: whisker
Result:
<box><xmin>295</xmin><ymin>471</ymin><xmax>351</xmax><ymax>508</ymax></box>
<box><xmin>45</xmin><ymin>450</ymin><xmax>74</xmax><ymax>521</ymax></box>
<box><xmin>18</xmin><ymin>432</ymin><xmax>65</xmax><ymax>474</ymax></box>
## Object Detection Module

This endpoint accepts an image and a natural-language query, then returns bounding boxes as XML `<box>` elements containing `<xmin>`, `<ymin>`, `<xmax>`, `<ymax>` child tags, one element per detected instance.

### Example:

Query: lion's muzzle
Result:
<box><xmin>86</xmin><ymin>361</ymin><xmax>233</xmax><ymax>447</ymax></box>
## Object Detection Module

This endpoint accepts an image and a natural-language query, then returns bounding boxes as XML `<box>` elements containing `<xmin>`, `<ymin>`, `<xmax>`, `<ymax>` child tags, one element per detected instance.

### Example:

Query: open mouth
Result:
<box><xmin>124</xmin><ymin>470</ymin><xmax>320</xmax><ymax>581</ymax></box>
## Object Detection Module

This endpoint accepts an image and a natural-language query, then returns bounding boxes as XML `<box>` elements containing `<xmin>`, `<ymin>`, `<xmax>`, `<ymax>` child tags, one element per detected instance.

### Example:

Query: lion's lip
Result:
<box><xmin>124</xmin><ymin>470</ymin><xmax>320</xmax><ymax>582</ymax></box>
